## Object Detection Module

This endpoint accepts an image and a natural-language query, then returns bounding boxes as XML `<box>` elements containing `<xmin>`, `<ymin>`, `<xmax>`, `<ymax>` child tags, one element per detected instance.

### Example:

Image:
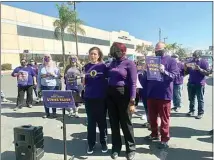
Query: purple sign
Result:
<box><xmin>146</xmin><ymin>56</ymin><xmax>162</xmax><ymax>81</ymax></box>
<box><xmin>42</xmin><ymin>90</ymin><xmax>75</xmax><ymax>108</ymax></box>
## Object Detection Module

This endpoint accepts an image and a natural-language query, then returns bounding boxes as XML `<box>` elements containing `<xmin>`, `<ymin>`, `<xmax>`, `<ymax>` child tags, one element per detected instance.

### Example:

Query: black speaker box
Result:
<box><xmin>14</xmin><ymin>125</ymin><xmax>44</xmax><ymax>160</ymax></box>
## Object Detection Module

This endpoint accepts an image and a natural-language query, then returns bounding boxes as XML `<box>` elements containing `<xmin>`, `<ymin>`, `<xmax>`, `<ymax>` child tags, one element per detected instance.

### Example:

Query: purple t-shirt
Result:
<box><xmin>12</xmin><ymin>66</ymin><xmax>36</xmax><ymax>87</ymax></box>
<box><xmin>84</xmin><ymin>62</ymin><xmax>108</xmax><ymax>99</ymax></box>
<box><xmin>174</xmin><ymin>62</ymin><xmax>185</xmax><ymax>85</ymax></box>
<box><xmin>146</xmin><ymin>55</ymin><xmax>179</xmax><ymax>100</ymax></box>
<box><xmin>108</xmin><ymin>58</ymin><xmax>137</xmax><ymax>99</ymax></box>
<box><xmin>187</xmin><ymin>59</ymin><xmax>209</xmax><ymax>85</ymax></box>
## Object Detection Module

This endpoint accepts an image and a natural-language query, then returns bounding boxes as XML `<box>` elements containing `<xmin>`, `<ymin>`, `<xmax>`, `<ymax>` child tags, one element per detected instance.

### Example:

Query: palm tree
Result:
<box><xmin>135</xmin><ymin>43</ymin><xmax>146</xmax><ymax>55</ymax></box>
<box><xmin>53</xmin><ymin>3</ymin><xmax>85</xmax><ymax>69</ymax></box>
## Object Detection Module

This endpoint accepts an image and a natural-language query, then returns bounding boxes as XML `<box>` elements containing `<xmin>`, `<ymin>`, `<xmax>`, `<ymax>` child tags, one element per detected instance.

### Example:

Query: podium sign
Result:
<box><xmin>42</xmin><ymin>90</ymin><xmax>75</xmax><ymax>108</ymax></box>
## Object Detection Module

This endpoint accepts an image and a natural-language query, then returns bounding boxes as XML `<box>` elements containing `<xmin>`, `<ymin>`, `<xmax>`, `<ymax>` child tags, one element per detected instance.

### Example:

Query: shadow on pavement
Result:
<box><xmin>2</xmin><ymin>112</ymin><xmax>45</xmax><ymax>118</ymax></box>
<box><xmin>170</xmin><ymin>126</ymin><xmax>209</xmax><ymax>138</ymax></box>
<box><xmin>1</xmin><ymin>151</ymin><xmax>15</xmax><ymax>160</ymax></box>
<box><xmin>170</xmin><ymin>112</ymin><xmax>190</xmax><ymax>117</ymax></box>
<box><xmin>206</xmin><ymin>77</ymin><xmax>213</xmax><ymax>86</ymax></box>
<box><xmin>147</xmin><ymin>144</ymin><xmax>213</xmax><ymax>160</ymax></box>
<box><xmin>197</xmin><ymin>136</ymin><xmax>213</xmax><ymax>144</ymax></box>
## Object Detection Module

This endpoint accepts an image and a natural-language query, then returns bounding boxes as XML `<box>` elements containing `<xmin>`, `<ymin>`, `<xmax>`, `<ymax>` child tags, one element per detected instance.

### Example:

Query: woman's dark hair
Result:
<box><xmin>88</xmin><ymin>47</ymin><xmax>103</xmax><ymax>62</ymax></box>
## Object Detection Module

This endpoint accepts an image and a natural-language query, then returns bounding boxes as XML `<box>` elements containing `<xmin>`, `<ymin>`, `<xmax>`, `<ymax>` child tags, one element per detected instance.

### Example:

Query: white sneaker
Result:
<box><xmin>74</xmin><ymin>112</ymin><xmax>80</xmax><ymax>118</ymax></box>
<box><xmin>141</xmin><ymin>114</ymin><xmax>147</xmax><ymax>120</ymax></box>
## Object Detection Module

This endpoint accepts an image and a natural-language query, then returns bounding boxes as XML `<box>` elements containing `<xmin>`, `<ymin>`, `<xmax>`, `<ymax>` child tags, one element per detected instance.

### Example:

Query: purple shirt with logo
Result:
<box><xmin>187</xmin><ymin>59</ymin><xmax>209</xmax><ymax>85</ymax></box>
<box><xmin>108</xmin><ymin>58</ymin><xmax>137</xmax><ymax>99</ymax></box>
<box><xmin>11</xmin><ymin>66</ymin><xmax>36</xmax><ymax>87</ymax></box>
<box><xmin>84</xmin><ymin>63</ymin><xmax>108</xmax><ymax>99</ymax></box>
<box><xmin>146</xmin><ymin>55</ymin><xmax>179</xmax><ymax>100</ymax></box>
<box><xmin>174</xmin><ymin>62</ymin><xmax>185</xmax><ymax>85</ymax></box>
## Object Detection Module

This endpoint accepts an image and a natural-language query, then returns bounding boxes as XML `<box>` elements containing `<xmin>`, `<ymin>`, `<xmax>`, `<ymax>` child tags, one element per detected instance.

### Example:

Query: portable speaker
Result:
<box><xmin>14</xmin><ymin>125</ymin><xmax>44</xmax><ymax>160</ymax></box>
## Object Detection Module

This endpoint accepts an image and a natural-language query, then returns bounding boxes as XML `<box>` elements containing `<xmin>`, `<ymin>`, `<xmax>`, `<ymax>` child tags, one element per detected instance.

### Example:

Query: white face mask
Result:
<box><xmin>108</xmin><ymin>57</ymin><xmax>113</xmax><ymax>62</ymax></box>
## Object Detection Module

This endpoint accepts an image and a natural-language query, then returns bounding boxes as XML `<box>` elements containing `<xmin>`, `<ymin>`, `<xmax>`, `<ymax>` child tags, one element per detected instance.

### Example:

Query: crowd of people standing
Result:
<box><xmin>9</xmin><ymin>41</ymin><xmax>211</xmax><ymax>160</ymax></box>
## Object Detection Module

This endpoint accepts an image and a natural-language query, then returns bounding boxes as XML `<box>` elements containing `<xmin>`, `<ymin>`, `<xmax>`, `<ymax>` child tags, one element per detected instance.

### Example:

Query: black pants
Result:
<box><xmin>107</xmin><ymin>86</ymin><xmax>136</xmax><ymax>153</ymax></box>
<box><xmin>187</xmin><ymin>83</ymin><xmax>205</xmax><ymax>114</ymax></box>
<box><xmin>17</xmin><ymin>85</ymin><xmax>33</xmax><ymax>107</ymax></box>
<box><xmin>85</xmin><ymin>98</ymin><xmax>107</xmax><ymax>147</ymax></box>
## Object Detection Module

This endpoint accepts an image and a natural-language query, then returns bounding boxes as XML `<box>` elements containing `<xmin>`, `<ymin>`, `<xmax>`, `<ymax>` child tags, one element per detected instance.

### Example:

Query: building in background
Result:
<box><xmin>1</xmin><ymin>4</ymin><xmax>152</xmax><ymax>69</ymax></box>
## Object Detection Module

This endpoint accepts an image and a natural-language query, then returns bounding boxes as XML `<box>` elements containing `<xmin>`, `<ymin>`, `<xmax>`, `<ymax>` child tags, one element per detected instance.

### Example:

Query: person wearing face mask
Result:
<box><xmin>138</xmin><ymin>60</ymin><xmax>150</xmax><ymax>129</ymax></box>
<box><xmin>171</xmin><ymin>54</ymin><xmax>185</xmax><ymax>112</ymax></box>
<box><xmin>28</xmin><ymin>59</ymin><xmax>39</xmax><ymax>101</ymax></box>
<box><xmin>184</xmin><ymin>50</ymin><xmax>210</xmax><ymax>119</ymax></box>
<box><xmin>64</xmin><ymin>55</ymin><xmax>84</xmax><ymax>118</ymax></box>
<box><xmin>11</xmin><ymin>59</ymin><xmax>37</xmax><ymax>111</ymax></box>
<box><xmin>83</xmin><ymin>47</ymin><xmax>108</xmax><ymax>155</ymax></box>
<box><xmin>107</xmin><ymin>42</ymin><xmax>137</xmax><ymax>160</ymax></box>
<box><xmin>37</xmin><ymin>54</ymin><xmax>61</xmax><ymax>118</ymax></box>
<box><xmin>144</xmin><ymin>42</ymin><xmax>179</xmax><ymax>149</ymax></box>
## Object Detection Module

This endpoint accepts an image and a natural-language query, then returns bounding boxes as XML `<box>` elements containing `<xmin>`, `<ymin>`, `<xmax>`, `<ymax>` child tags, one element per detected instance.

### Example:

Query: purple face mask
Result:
<box><xmin>44</xmin><ymin>57</ymin><xmax>50</xmax><ymax>62</ymax></box>
<box><xmin>70</xmin><ymin>58</ymin><xmax>77</xmax><ymax>63</ymax></box>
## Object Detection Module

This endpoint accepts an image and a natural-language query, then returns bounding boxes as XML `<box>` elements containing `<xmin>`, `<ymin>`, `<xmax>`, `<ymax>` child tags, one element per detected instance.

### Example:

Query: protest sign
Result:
<box><xmin>146</xmin><ymin>56</ymin><xmax>162</xmax><ymax>81</ymax></box>
<box><xmin>42</xmin><ymin>90</ymin><xmax>75</xmax><ymax>108</ymax></box>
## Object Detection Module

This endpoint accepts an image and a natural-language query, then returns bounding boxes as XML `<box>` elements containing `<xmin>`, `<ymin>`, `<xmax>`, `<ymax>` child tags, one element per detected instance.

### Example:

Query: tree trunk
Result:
<box><xmin>61</xmin><ymin>30</ymin><xmax>66</xmax><ymax>69</ymax></box>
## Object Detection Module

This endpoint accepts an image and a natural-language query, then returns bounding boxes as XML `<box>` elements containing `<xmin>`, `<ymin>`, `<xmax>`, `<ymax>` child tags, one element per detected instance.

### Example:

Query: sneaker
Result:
<box><xmin>174</xmin><ymin>108</ymin><xmax>180</xmax><ymax>112</ymax></box>
<box><xmin>43</xmin><ymin>114</ymin><xmax>50</xmax><ymax>118</ymax></box>
<box><xmin>126</xmin><ymin>152</ymin><xmax>135</xmax><ymax>160</ymax></box>
<box><xmin>111</xmin><ymin>152</ymin><xmax>119</xmax><ymax>159</ymax></box>
<box><xmin>14</xmin><ymin>105</ymin><xmax>22</xmax><ymax>111</ymax></box>
<box><xmin>142</xmin><ymin>122</ymin><xmax>149</xmax><ymax>127</ymax></box>
<box><xmin>195</xmin><ymin>114</ymin><xmax>203</xmax><ymax>119</ymax></box>
<box><xmin>87</xmin><ymin>146</ymin><xmax>94</xmax><ymax>155</ymax></box>
<box><xmin>171</xmin><ymin>107</ymin><xmax>176</xmax><ymax>111</ymax></box>
<box><xmin>157</xmin><ymin>142</ymin><xmax>169</xmax><ymax>149</ymax></box>
<box><xmin>27</xmin><ymin>104</ymin><xmax>33</xmax><ymax>108</ymax></box>
<box><xmin>74</xmin><ymin>112</ymin><xmax>80</xmax><ymax>118</ymax></box>
<box><xmin>101</xmin><ymin>144</ymin><xmax>108</xmax><ymax>153</ymax></box>
<box><xmin>186</xmin><ymin>111</ymin><xmax>195</xmax><ymax>117</ymax></box>
<box><xmin>144</xmin><ymin>135</ymin><xmax>160</xmax><ymax>141</ymax></box>
<box><xmin>52</xmin><ymin>113</ymin><xmax>57</xmax><ymax>118</ymax></box>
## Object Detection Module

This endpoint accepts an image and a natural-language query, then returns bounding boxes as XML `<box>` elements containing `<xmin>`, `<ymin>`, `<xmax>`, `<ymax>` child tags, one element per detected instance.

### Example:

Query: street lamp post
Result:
<box><xmin>163</xmin><ymin>37</ymin><xmax>168</xmax><ymax>43</ymax></box>
<box><xmin>73</xmin><ymin>2</ymin><xmax>79</xmax><ymax>57</ymax></box>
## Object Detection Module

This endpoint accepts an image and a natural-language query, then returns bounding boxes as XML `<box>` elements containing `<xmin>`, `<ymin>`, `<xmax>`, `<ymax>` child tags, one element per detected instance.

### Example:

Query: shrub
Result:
<box><xmin>1</xmin><ymin>63</ymin><xmax>12</xmax><ymax>70</ymax></box>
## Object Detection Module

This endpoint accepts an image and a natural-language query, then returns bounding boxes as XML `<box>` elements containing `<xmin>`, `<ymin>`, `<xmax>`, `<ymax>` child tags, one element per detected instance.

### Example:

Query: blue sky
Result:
<box><xmin>3</xmin><ymin>1</ymin><xmax>213</xmax><ymax>50</ymax></box>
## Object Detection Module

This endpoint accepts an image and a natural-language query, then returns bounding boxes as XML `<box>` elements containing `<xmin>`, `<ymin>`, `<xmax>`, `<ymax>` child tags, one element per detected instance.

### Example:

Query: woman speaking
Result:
<box><xmin>107</xmin><ymin>42</ymin><xmax>137</xmax><ymax>160</ymax></box>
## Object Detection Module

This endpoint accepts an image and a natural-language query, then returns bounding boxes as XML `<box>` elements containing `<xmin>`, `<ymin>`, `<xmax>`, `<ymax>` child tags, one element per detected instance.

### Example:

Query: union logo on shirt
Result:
<box><xmin>90</xmin><ymin>70</ymin><xmax>97</xmax><ymax>77</ymax></box>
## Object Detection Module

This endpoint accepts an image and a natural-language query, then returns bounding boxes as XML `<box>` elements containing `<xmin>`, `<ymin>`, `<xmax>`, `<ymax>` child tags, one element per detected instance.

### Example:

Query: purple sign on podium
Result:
<box><xmin>42</xmin><ymin>90</ymin><xmax>75</xmax><ymax>108</ymax></box>
<box><xmin>146</xmin><ymin>56</ymin><xmax>162</xmax><ymax>81</ymax></box>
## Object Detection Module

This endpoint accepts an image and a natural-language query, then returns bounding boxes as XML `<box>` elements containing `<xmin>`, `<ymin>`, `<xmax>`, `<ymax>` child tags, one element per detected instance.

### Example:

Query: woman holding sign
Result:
<box><xmin>37</xmin><ymin>54</ymin><xmax>61</xmax><ymax>118</ymax></box>
<box><xmin>12</xmin><ymin>59</ymin><xmax>37</xmax><ymax>111</ymax></box>
<box><xmin>107</xmin><ymin>42</ymin><xmax>137</xmax><ymax>160</ymax></box>
<box><xmin>64</xmin><ymin>55</ymin><xmax>84</xmax><ymax>118</ymax></box>
<box><xmin>83</xmin><ymin>47</ymin><xmax>108</xmax><ymax>155</ymax></box>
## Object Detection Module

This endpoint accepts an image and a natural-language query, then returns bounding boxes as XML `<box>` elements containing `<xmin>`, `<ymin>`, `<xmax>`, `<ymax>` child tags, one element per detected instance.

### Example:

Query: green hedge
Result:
<box><xmin>1</xmin><ymin>63</ymin><xmax>12</xmax><ymax>70</ymax></box>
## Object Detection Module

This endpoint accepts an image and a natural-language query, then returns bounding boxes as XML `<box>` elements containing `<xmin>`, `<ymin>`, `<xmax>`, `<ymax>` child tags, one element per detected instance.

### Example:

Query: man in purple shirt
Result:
<box><xmin>145</xmin><ymin>42</ymin><xmax>179</xmax><ymax>149</ymax></box>
<box><xmin>11</xmin><ymin>59</ymin><xmax>37</xmax><ymax>111</ymax></box>
<box><xmin>107</xmin><ymin>42</ymin><xmax>137</xmax><ymax>160</ymax></box>
<box><xmin>171</xmin><ymin>54</ymin><xmax>185</xmax><ymax>112</ymax></box>
<box><xmin>185</xmin><ymin>50</ymin><xmax>210</xmax><ymax>119</ymax></box>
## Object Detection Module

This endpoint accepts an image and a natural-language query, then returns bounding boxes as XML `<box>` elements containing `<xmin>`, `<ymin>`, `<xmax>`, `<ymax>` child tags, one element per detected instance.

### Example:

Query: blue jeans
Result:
<box><xmin>187</xmin><ymin>83</ymin><xmax>205</xmax><ymax>114</ymax></box>
<box><xmin>173</xmin><ymin>84</ymin><xmax>183</xmax><ymax>108</ymax></box>
<box><xmin>41</xmin><ymin>85</ymin><xmax>59</xmax><ymax>115</ymax></box>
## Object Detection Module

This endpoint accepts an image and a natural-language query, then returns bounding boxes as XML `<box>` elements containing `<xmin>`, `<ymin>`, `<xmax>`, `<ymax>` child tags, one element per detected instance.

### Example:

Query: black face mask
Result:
<box><xmin>21</xmin><ymin>62</ymin><xmax>26</xmax><ymax>66</ymax></box>
<box><xmin>155</xmin><ymin>50</ymin><xmax>165</xmax><ymax>57</ymax></box>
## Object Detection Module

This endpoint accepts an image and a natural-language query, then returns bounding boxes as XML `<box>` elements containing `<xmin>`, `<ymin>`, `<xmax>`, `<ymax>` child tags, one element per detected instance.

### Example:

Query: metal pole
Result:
<box><xmin>74</xmin><ymin>2</ymin><xmax>79</xmax><ymax>57</ymax></box>
<box><xmin>159</xmin><ymin>28</ymin><xmax>162</xmax><ymax>42</ymax></box>
<box><xmin>62</xmin><ymin>108</ymin><xmax>67</xmax><ymax>160</ymax></box>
